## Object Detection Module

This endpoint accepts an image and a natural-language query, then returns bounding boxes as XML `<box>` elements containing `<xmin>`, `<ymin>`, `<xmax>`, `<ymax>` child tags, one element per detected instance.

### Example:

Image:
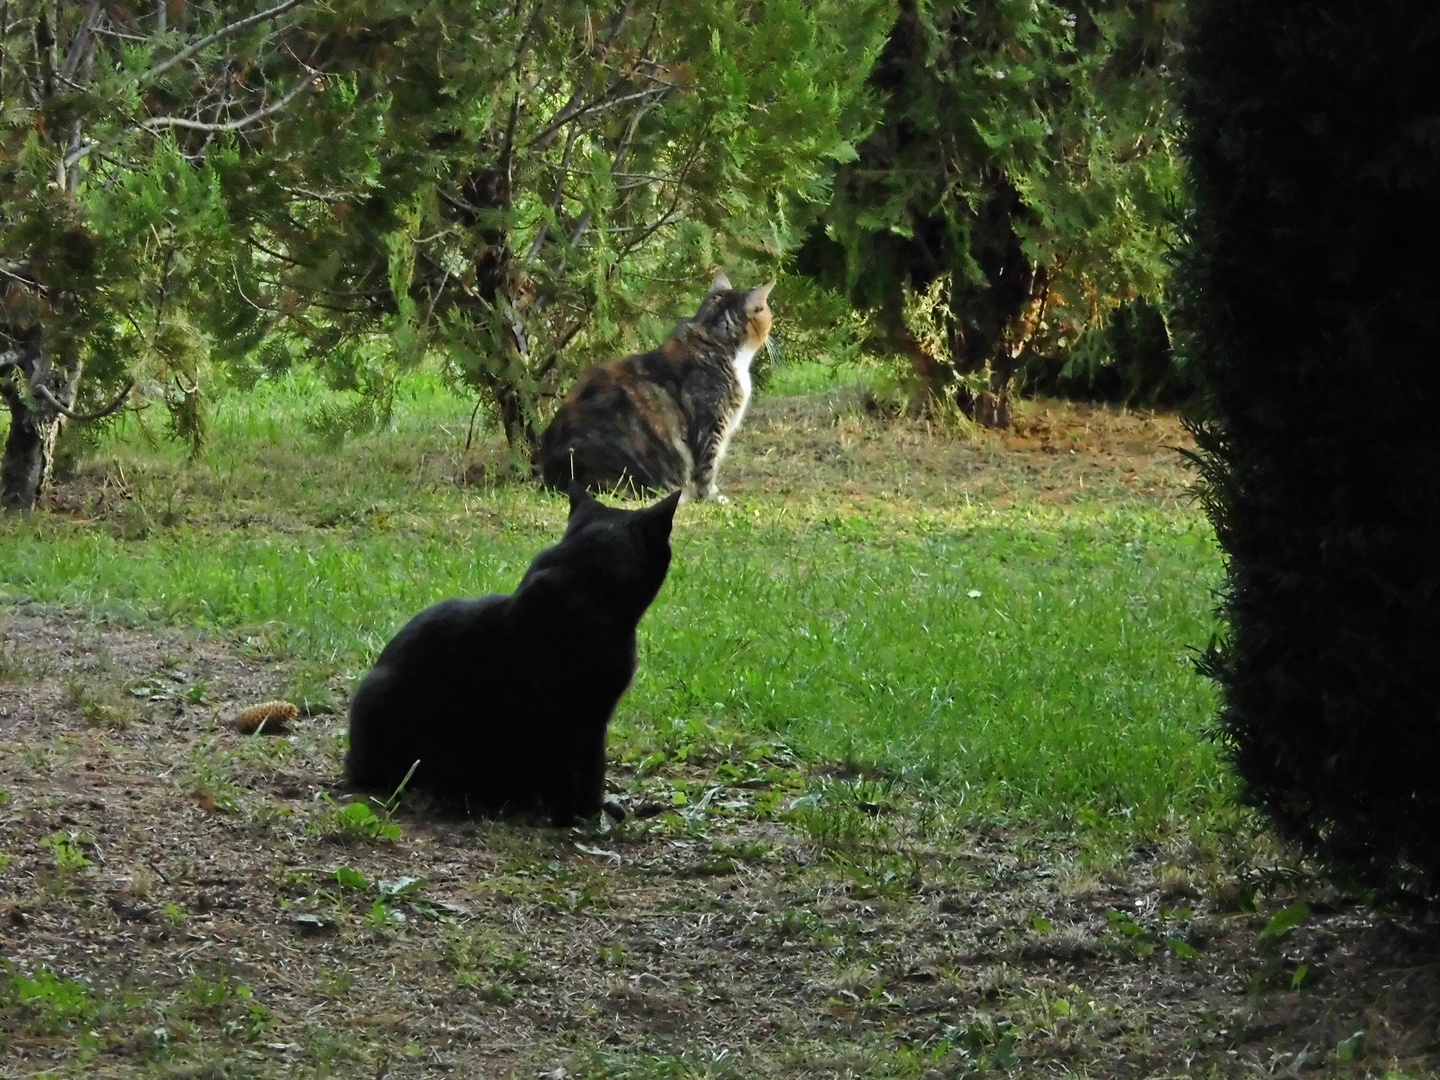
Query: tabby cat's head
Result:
<box><xmin>682</xmin><ymin>274</ymin><xmax>775</xmax><ymax>352</ymax></box>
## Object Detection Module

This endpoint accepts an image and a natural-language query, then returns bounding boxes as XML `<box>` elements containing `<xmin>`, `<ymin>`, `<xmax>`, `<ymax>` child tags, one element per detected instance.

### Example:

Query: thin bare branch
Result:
<box><xmin>528</xmin><ymin>83</ymin><xmax>667</xmax><ymax>149</ymax></box>
<box><xmin>524</xmin><ymin>125</ymin><xmax>580</xmax><ymax>266</ymax></box>
<box><xmin>59</xmin><ymin>2</ymin><xmax>103</xmax><ymax>81</ymax></box>
<box><xmin>497</xmin><ymin>2</ymin><xmax>542</xmax><ymax>210</ymax></box>
<box><xmin>611</xmin><ymin>119</ymin><xmax>711</xmax><ymax>264</ymax></box>
<box><xmin>35</xmin><ymin>380</ymin><xmax>134</xmax><ymax>422</ymax></box>
<box><xmin>563</xmin><ymin>91</ymin><xmax>659</xmax><ymax>254</ymax></box>
<box><xmin>141</xmin><ymin>75</ymin><xmax>312</xmax><ymax>133</ymax></box>
<box><xmin>142</xmin><ymin>0</ymin><xmax>311</xmax><ymax>84</ymax></box>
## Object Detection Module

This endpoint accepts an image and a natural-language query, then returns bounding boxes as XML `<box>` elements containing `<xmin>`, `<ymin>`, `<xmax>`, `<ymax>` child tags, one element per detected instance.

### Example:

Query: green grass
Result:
<box><xmin>763</xmin><ymin>357</ymin><xmax>877</xmax><ymax>396</ymax></box>
<box><xmin>1</xmin><ymin>369</ymin><xmax>1225</xmax><ymax>835</ymax></box>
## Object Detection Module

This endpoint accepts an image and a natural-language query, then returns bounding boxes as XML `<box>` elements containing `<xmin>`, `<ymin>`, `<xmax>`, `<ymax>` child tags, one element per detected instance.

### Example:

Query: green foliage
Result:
<box><xmin>0</xmin><ymin>4</ymin><xmax>308</xmax><ymax>454</ymax></box>
<box><xmin>1181</xmin><ymin>0</ymin><xmax>1440</xmax><ymax>905</ymax></box>
<box><xmin>318</xmin><ymin>799</ymin><xmax>402</xmax><ymax>843</ymax></box>
<box><xmin>41</xmin><ymin>831</ymin><xmax>92</xmax><ymax>873</ymax></box>
<box><xmin>3</xmin><ymin>968</ymin><xmax>95</xmax><ymax>1034</ymax></box>
<box><xmin>1258</xmin><ymin>902</ymin><xmax>1309</xmax><ymax>943</ymax></box>
<box><xmin>804</xmin><ymin>0</ymin><xmax>1183</xmax><ymax>417</ymax></box>
<box><xmin>2</xmin><ymin>0</ymin><xmax>891</xmax><ymax>497</ymax></box>
<box><xmin>765</xmin><ymin>272</ymin><xmax>878</xmax><ymax>381</ymax></box>
<box><xmin>229</xmin><ymin>0</ymin><xmax>894</xmax><ymax>451</ymax></box>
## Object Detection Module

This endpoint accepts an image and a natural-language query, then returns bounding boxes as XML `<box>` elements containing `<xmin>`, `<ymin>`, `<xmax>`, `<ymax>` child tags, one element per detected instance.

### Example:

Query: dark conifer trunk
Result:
<box><xmin>0</xmin><ymin>326</ymin><xmax>80</xmax><ymax>512</ymax></box>
<box><xmin>461</xmin><ymin>165</ymin><xmax>542</xmax><ymax>458</ymax></box>
<box><xmin>1183</xmin><ymin>0</ymin><xmax>1440</xmax><ymax>901</ymax></box>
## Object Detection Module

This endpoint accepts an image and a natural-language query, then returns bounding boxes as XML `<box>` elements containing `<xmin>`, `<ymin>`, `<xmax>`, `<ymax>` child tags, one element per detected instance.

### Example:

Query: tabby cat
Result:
<box><xmin>345</xmin><ymin>486</ymin><xmax>680</xmax><ymax>826</ymax></box>
<box><xmin>538</xmin><ymin>274</ymin><xmax>774</xmax><ymax>502</ymax></box>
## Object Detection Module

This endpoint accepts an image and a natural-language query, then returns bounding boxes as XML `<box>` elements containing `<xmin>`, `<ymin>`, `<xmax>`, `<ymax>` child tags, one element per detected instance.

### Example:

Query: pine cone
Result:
<box><xmin>233</xmin><ymin>700</ymin><xmax>299</xmax><ymax>735</ymax></box>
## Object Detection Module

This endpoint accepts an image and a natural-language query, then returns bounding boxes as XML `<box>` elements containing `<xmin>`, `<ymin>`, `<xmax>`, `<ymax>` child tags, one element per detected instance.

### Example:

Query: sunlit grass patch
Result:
<box><xmin>1</xmin><ymin>370</ymin><xmax>1223</xmax><ymax>842</ymax></box>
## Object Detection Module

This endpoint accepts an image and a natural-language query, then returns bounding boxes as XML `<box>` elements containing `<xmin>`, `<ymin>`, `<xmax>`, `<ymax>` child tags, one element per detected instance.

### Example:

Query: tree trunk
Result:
<box><xmin>472</xmin><ymin>232</ymin><xmax>541</xmax><ymax>458</ymax></box>
<box><xmin>900</xmin><ymin>263</ymin><xmax>1046</xmax><ymax>429</ymax></box>
<box><xmin>0</xmin><ymin>327</ymin><xmax>81</xmax><ymax>511</ymax></box>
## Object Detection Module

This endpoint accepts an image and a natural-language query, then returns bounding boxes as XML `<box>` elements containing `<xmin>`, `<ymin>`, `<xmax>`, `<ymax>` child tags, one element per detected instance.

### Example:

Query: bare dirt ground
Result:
<box><xmin>3</xmin><ymin>400</ymin><xmax>1438</xmax><ymax>1079</ymax></box>
<box><xmin>727</xmin><ymin>394</ymin><xmax>1196</xmax><ymax>510</ymax></box>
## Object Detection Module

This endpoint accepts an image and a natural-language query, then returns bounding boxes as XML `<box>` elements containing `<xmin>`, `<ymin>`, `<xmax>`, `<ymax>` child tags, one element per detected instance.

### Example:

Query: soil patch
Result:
<box><xmin>727</xmin><ymin>394</ymin><xmax>1194</xmax><ymax>510</ymax></box>
<box><xmin>2</xmin><ymin>604</ymin><xmax>1437</xmax><ymax>1078</ymax></box>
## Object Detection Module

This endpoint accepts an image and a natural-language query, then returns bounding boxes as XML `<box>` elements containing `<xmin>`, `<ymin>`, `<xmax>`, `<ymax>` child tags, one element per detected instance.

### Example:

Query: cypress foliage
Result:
<box><xmin>1182</xmin><ymin>0</ymin><xmax>1440</xmax><ymax>900</ymax></box>
<box><xmin>805</xmin><ymin>0</ymin><xmax>1183</xmax><ymax>424</ymax></box>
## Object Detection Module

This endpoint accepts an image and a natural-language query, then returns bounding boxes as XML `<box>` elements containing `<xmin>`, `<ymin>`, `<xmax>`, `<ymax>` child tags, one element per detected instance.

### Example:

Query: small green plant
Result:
<box><xmin>182</xmin><ymin>969</ymin><xmax>276</xmax><ymax>1041</ymax></box>
<box><xmin>181</xmin><ymin>739</ymin><xmax>243</xmax><ymax>813</ymax></box>
<box><xmin>1259</xmin><ymin>901</ymin><xmax>1310</xmax><ymax>943</ymax></box>
<box><xmin>42</xmin><ymin>831</ymin><xmax>94</xmax><ymax>873</ymax></box>
<box><xmin>316</xmin><ymin>965</ymin><xmax>355</xmax><ymax>999</ymax></box>
<box><xmin>65</xmin><ymin>678</ymin><xmax>133</xmax><ymax>728</ymax></box>
<box><xmin>3</xmin><ymin>968</ymin><xmax>95</xmax><ymax>1033</ymax></box>
<box><xmin>314</xmin><ymin>760</ymin><xmax>417</xmax><ymax>843</ymax></box>
<box><xmin>332</xmin><ymin>866</ymin><xmax>429</xmax><ymax>928</ymax></box>
<box><xmin>334</xmin><ymin>866</ymin><xmax>369</xmax><ymax>891</ymax></box>
<box><xmin>289</xmin><ymin>662</ymin><xmax>341</xmax><ymax>716</ymax></box>
<box><xmin>440</xmin><ymin>926</ymin><xmax>530</xmax><ymax>1001</ymax></box>
<box><xmin>783</xmin><ymin>788</ymin><xmax>889</xmax><ymax>851</ymax></box>
<box><xmin>1105</xmin><ymin>908</ymin><xmax>1202</xmax><ymax>961</ymax></box>
<box><xmin>0</xmin><ymin>638</ymin><xmax>26</xmax><ymax>681</ymax></box>
<box><xmin>828</xmin><ymin>851</ymin><xmax>920</xmax><ymax>900</ymax></box>
<box><xmin>1247</xmin><ymin>901</ymin><xmax>1312</xmax><ymax>993</ymax></box>
<box><xmin>320</xmin><ymin>799</ymin><xmax>402</xmax><ymax>842</ymax></box>
<box><xmin>364</xmin><ymin>898</ymin><xmax>403</xmax><ymax>929</ymax></box>
<box><xmin>1336</xmin><ymin>1030</ymin><xmax>1366</xmax><ymax>1062</ymax></box>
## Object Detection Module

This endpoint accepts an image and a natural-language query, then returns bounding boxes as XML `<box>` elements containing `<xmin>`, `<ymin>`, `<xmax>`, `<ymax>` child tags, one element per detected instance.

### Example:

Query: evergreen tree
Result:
<box><xmin>802</xmin><ymin>0</ymin><xmax>1182</xmax><ymax>425</ymax></box>
<box><xmin>251</xmin><ymin>0</ymin><xmax>888</xmax><ymax>457</ymax></box>
<box><xmin>0</xmin><ymin>1</ymin><xmax>332</xmax><ymax>508</ymax></box>
<box><xmin>1</xmin><ymin>1</ymin><xmax>890</xmax><ymax>505</ymax></box>
<box><xmin>1183</xmin><ymin>0</ymin><xmax>1440</xmax><ymax>901</ymax></box>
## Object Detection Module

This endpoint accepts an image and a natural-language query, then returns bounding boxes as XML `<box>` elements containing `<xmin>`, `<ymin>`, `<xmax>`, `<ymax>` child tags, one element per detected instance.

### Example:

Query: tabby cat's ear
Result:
<box><xmin>636</xmin><ymin>489</ymin><xmax>682</xmax><ymax>546</ymax></box>
<box><xmin>747</xmin><ymin>281</ymin><xmax>775</xmax><ymax>309</ymax></box>
<box><xmin>707</xmin><ymin>272</ymin><xmax>732</xmax><ymax>296</ymax></box>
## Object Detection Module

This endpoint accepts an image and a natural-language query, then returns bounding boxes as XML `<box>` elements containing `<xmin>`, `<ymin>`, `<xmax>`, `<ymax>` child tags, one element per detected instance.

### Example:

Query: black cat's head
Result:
<box><xmin>518</xmin><ymin>486</ymin><xmax>681</xmax><ymax>621</ymax></box>
<box><xmin>681</xmin><ymin>273</ymin><xmax>775</xmax><ymax>352</ymax></box>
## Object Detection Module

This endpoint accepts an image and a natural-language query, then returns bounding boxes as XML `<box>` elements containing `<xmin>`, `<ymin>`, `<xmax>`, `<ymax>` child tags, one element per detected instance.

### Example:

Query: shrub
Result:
<box><xmin>1181</xmin><ymin>0</ymin><xmax>1440</xmax><ymax>901</ymax></box>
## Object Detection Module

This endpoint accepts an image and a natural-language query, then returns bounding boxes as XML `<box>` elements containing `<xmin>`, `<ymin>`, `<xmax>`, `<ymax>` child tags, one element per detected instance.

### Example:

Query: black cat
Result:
<box><xmin>345</xmin><ymin>486</ymin><xmax>680</xmax><ymax>825</ymax></box>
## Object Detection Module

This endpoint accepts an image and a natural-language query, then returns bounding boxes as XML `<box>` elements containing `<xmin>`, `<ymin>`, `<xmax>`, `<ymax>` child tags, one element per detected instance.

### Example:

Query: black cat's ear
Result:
<box><xmin>636</xmin><ymin>489</ymin><xmax>681</xmax><ymax>547</ymax></box>
<box><xmin>567</xmin><ymin>481</ymin><xmax>598</xmax><ymax>519</ymax></box>
<box><xmin>707</xmin><ymin>272</ymin><xmax>732</xmax><ymax>297</ymax></box>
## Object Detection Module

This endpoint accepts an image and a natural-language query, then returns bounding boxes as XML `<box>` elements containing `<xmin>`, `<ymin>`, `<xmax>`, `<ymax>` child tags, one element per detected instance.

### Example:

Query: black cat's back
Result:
<box><xmin>345</xmin><ymin>488</ymin><xmax>680</xmax><ymax>824</ymax></box>
<box><xmin>344</xmin><ymin>596</ymin><xmax>511</xmax><ymax>794</ymax></box>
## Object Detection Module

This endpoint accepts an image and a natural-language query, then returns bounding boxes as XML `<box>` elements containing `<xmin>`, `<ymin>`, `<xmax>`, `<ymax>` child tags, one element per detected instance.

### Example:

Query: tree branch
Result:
<box><xmin>527</xmin><ymin>83</ymin><xmax>668</xmax><ymax>149</ymax></box>
<box><xmin>142</xmin><ymin>0</ymin><xmax>312</xmax><ymax>84</ymax></box>
<box><xmin>35</xmin><ymin>380</ymin><xmax>134</xmax><ymax>422</ymax></box>
<box><xmin>524</xmin><ymin>125</ymin><xmax>580</xmax><ymax>266</ymax></box>
<box><xmin>141</xmin><ymin>75</ymin><xmax>312</xmax><ymax>133</ymax></box>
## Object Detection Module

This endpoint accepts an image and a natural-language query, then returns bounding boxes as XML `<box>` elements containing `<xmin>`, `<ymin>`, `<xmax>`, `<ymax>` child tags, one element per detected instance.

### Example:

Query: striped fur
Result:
<box><xmin>538</xmin><ymin>276</ymin><xmax>774</xmax><ymax>502</ymax></box>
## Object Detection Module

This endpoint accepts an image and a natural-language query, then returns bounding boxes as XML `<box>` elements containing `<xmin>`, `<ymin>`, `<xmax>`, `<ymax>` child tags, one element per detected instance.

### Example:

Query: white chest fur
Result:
<box><xmin>732</xmin><ymin>344</ymin><xmax>756</xmax><ymax>411</ymax></box>
<box><xmin>703</xmin><ymin>343</ymin><xmax>756</xmax><ymax>500</ymax></box>
<box><xmin>723</xmin><ymin>345</ymin><xmax>756</xmax><ymax>446</ymax></box>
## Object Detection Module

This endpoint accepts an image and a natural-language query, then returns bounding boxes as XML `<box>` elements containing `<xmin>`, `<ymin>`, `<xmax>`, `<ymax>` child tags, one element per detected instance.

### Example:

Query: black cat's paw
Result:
<box><xmin>601</xmin><ymin>796</ymin><xmax>628</xmax><ymax>822</ymax></box>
